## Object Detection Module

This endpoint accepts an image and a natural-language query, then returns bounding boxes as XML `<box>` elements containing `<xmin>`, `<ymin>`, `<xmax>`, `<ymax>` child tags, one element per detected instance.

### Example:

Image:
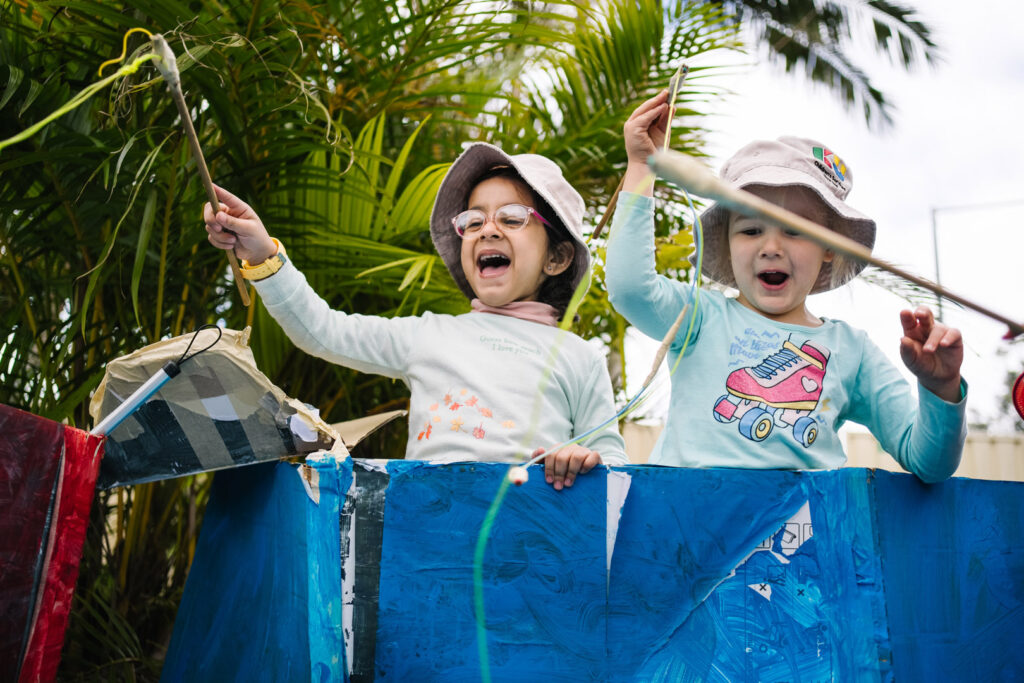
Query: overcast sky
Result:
<box><xmin>625</xmin><ymin>0</ymin><xmax>1024</xmax><ymax>432</ymax></box>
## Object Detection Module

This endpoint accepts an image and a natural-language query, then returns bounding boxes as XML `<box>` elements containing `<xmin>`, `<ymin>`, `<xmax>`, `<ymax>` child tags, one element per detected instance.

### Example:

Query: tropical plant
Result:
<box><xmin>713</xmin><ymin>0</ymin><xmax>938</xmax><ymax>126</ymax></box>
<box><xmin>2</xmin><ymin>0</ymin><xmax>741</xmax><ymax>678</ymax></box>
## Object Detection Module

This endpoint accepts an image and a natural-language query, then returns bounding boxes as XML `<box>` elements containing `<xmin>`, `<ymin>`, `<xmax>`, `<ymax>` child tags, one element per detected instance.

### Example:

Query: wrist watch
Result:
<box><xmin>240</xmin><ymin>238</ymin><xmax>288</xmax><ymax>281</ymax></box>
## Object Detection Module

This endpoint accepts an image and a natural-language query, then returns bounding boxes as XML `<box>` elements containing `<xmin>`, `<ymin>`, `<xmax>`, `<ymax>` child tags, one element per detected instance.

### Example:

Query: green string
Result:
<box><xmin>469</xmin><ymin>172</ymin><xmax>707</xmax><ymax>683</ymax></box>
<box><xmin>472</xmin><ymin>474</ymin><xmax>511</xmax><ymax>683</ymax></box>
<box><xmin>0</xmin><ymin>53</ymin><xmax>158</xmax><ymax>156</ymax></box>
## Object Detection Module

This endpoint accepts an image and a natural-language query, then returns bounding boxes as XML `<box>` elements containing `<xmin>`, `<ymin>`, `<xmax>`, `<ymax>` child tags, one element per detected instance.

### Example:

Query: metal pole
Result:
<box><xmin>931</xmin><ymin>207</ymin><xmax>943</xmax><ymax>322</ymax></box>
<box><xmin>930</xmin><ymin>198</ymin><xmax>1024</xmax><ymax>325</ymax></box>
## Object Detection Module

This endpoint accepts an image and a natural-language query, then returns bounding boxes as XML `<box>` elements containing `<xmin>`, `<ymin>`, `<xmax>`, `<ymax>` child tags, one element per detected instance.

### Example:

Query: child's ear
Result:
<box><xmin>545</xmin><ymin>242</ymin><xmax>574</xmax><ymax>276</ymax></box>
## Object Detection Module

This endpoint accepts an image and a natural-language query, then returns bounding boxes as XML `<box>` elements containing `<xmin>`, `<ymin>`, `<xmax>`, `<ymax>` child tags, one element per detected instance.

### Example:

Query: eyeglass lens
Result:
<box><xmin>454</xmin><ymin>204</ymin><xmax>533</xmax><ymax>236</ymax></box>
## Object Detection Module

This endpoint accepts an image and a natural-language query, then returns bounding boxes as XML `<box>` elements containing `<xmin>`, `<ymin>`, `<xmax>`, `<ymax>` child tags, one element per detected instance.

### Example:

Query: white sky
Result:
<box><xmin>625</xmin><ymin>0</ymin><xmax>1024</xmax><ymax>432</ymax></box>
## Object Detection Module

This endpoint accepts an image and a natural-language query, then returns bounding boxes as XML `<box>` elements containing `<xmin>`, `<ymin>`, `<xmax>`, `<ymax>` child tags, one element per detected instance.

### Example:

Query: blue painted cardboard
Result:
<box><xmin>162</xmin><ymin>457</ymin><xmax>351</xmax><ymax>683</ymax></box>
<box><xmin>164</xmin><ymin>462</ymin><xmax>1024</xmax><ymax>682</ymax></box>
<box><xmin>374</xmin><ymin>461</ymin><xmax>607</xmax><ymax>681</ymax></box>
<box><xmin>872</xmin><ymin>471</ymin><xmax>1024</xmax><ymax>680</ymax></box>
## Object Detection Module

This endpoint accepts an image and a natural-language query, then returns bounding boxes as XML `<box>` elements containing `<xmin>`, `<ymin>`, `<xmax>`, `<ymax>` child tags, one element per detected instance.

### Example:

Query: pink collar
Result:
<box><xmin>470</xmin><ymin>299</ymin><xmax>560</xmax><ymax>327</ymax></box>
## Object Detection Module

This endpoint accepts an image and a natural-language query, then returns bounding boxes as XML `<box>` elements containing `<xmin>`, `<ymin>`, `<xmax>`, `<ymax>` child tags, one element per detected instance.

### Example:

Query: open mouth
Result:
<box><xmin>758</xmin><ymin>271</ymin><xmax>789</xmax><ymax>286</ymax></box>
<box><xmin>477</xmin><ymin>252</ymin><xmax>511</xmax><ymax>276</ymax></box>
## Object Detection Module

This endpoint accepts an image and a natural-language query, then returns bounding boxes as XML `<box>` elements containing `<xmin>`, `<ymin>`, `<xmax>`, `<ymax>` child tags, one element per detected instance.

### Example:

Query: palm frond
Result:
<box><xmin>714</xmin><ymin>0</ymin><xmax>939</xmax><ymax>127</ymax></box>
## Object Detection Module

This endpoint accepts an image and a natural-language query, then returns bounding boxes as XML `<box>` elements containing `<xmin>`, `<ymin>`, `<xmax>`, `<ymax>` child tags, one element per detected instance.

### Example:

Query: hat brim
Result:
<box><xmin>429</xmin><ymin>143</ymin><xmax>590</xmax><ymax>300</ymax></box>
<box><xmin>695</xmin><ymin>172</ymin><xmax>876</xmax><ymax>294</ymax></box>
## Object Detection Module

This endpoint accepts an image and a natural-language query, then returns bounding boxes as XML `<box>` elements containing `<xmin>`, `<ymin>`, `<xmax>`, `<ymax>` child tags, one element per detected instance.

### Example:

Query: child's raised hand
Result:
<box><xmin>899</xmin><ymin>306</ymin><xmax>964</xmax><ymax>403</ymax></box>
<box><xmin>202</xmin><ymin>184</ymin><xmax>278</xmax><ymax>264</ymax></box>
<box><xmin>622</xmin><ymin>91</ymin><xmax>671</xmax><ymax>196</ymax></box>
<box><xmin>624</xmin><ymin>90</ymin><xmax>670</xmax><ymax>165</ymax></box>
<box><xmin>532</xmin><ymin>445</ymin><xmax>601</xmax><ymax>491</ymax></box>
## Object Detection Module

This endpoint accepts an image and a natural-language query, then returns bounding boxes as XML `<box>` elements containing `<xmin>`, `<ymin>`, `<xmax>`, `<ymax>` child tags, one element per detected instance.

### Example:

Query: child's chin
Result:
<box><xmin>476</xmin><ymin>293</ymin><xmax>514</xmax><ymax>307</ymax></box>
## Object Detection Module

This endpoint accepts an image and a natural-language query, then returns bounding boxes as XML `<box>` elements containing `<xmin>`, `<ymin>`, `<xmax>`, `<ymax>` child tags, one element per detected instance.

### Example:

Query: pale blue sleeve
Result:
<box><xmin>251</xmin><ymin>260</ymin><xmax>416</xmax><ymax>381</ymax></box>
<box><xmin>605</xmin><ymin>192</ymin><xmax>699</xmax><ymax>343</ymax></box>
<box><xmin>574</xmin><ymin>354</ymin><xmax>628</xmax><ymax>466</ymax></box>
<box><xmin>847</xmin><ymin>335</ymin><xmax>967</xmax><ymax>483</ymax></box>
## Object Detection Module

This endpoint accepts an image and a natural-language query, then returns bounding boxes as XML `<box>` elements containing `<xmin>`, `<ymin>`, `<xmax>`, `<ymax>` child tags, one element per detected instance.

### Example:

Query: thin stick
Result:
<box><xmin>663</xmin><ymin>63</ymin><xmax>688</xmax><ymax>153</ymax></box>
<box><xmin>591</xmin><ymin>175</ymin><xmax>624</xmax><ymax>241</ymax></box>
<box><xmin>649</xmin><ymin>150</ymin><xmax>1024</xmax><ymax>339</ymax></box>
<box><xmin>642</xmin><ymin>304</ymin><xmax>689</xmax><ymax>388</ymax></box>
<box><xmin>151</xmin><ymin>35</ymin><xmax>250</xmax><ymax>307</ymax></box>
<box><xmin>593</xmin><ymin>65</ymin><xmax>690</xmax><ymax>242</ymax></box>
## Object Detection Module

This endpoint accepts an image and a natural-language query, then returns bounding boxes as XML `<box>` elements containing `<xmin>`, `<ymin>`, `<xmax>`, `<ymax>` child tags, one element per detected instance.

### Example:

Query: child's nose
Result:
<box><xmin>759</xmin><ymin>230</ymin><xmax>783</xmax><ymax>256</ymax></box>
<box><xmin>479</xmin><ymin>217</ymin><xmax>503</xmax><ymax>238</ymax></box>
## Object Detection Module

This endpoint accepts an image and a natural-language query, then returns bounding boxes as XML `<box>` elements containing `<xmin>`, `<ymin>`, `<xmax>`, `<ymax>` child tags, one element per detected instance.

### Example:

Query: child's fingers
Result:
<box><xmin>563</xmin><ymin>450</ymin><xmax>600</xmax><ymax>488</ymax></box>
<box><xmin>625</xmin><ymin>101</ymin><xmax>669</xmax><ymax>133</ymax></box>
<box><xmin>899</xmin><ymin>308</ymin><xmax>926</xmax><ymax>337</ymax></box>
<box><xmin>211</xmin><ymin>210</ymin><xmax>262</xmax><ymax>238</ymax></box>
<box><xmin>913</xmin><ymin>306</ymin><xmax>935</xmax><ymax>336</ymax></box>
<box><xmin>899</xmin><ymin>306</ymin><xmax>936</xmax><ymax>344</ymax></box>
<box><xmin>898</xmin><ymin>335</ymin><xmax>920</xmax><ymax>370</ymax></box>
<box><xmin>204</xmin><ymin>203</ymin><xmax>236</xmax><ymax>248</ymax></box>
<box><xmin>922</xmin><ymin>324</ymin><xmax>948</xmax><ymax>353</ymax></box>
<box><xmin>898</xmin><ymin>309</ymin><xmax>917</xmax><ymax>336</ymax></box>
<box><xmin>625</xmin><ymin>103</ymin><xmax>670</xmax><ymax>162</ymax></box>
<box><xmin>914</xmin><ymin>305</ymin><xmax>935</xmax><ymax>324</ymax></box>
<box><xmin>633</xmin><ymin>106</ymin><xmax>669</xmax><ymax>137</ymax></box>
<box><xmin>211</xmin><ymin>183</ymin><xmax>250</xmax><ymax>214</ymax></box>
<box><xmin>626</xmin><ymin>90</ymin><xmax>669</xmax><ymax>122</ymax></box>
<box><xmin>207</xmin><ymin>230</ymin><xmax>236</xmax><ymax>251</ymax></box>
<box><xmin>203</xmin><ymin>200</ymin><xmax>219</xmax><ymax>225</ymax></box>
<box><xmin>938</xmin><ymin>326</ymin><xmax>963</xmax><ymax>349</ymax></box>
<box><xmin>561</xmin><ymin>452</ymin><xmax>582</xmax><ymax>488</ymax></box>
<box><xmin>578</xmin><ymin>450</ymin><xmax>600</xmax><ymax>474</ymax></box>
<box><xmin>542</xmin><ymin>448</ymin><xmax>557</xmax><ymax>486</ymax></box>
<box><xmin>548</xmin><ymin>448</ymin><xmax>601</xmax><ymax>490</ymax></box>
<box><xmin>545</xmin><ymin>451</ymin><xmax>569</xmax><ymax>491</ymax></box>
<box><xmin>925</xmin><ymin>325</ymin><xmax>963</xmax><ymax>357</ymax></box>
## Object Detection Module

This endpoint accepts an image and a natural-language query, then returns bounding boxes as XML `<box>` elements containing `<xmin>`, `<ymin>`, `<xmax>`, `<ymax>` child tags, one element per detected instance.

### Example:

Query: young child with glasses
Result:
<box><xmin>203</xmin><ymin>143</ymin><xmax>627</xmax><ymax>489</ymax></box>
<box><xmin>604</xmin><ymin>91</ymin><xmax>966</xmax><ymax>482</ymax></box>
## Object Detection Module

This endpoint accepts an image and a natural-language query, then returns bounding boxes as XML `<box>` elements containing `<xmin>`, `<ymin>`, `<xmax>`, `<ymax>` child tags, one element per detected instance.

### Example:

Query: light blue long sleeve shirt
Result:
<box><xmin>252</xmin><ymin>261</ymin><xmax>627</xmax><ymax>465</ymax></box>
<box><xmin>605</xmin><ymin>192</ymin><xmax>965</xmax><ymax>482</ymax></box>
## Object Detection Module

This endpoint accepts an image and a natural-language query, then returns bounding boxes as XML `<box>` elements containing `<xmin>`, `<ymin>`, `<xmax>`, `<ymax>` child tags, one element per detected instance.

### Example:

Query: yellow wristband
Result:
<box><xmin>240</xmin><ymin>238</ymin><xmax>288</xmax><ymax>281</ymax></box>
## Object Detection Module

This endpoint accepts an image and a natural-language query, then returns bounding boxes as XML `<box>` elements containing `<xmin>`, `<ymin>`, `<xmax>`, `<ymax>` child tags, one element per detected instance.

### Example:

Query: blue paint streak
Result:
<box><xmin>808</xmin><ymin>469</ymin><xmax>891</xmax><ymax>681</ymax></box>
<box><xmin>373</xmin><ymin>461</ymin><xmax>607</xmax><ymax>682</ymax></box>
<box><xmin>608</xmin><ymin>466</ymin><xmax>811</xmax><ymax>681</ymax></box>
<box><xmin>162</xmin><ymin>461</ymin><xmax>315</xmax><ymax>682</ymax></box>
<box><xmin>873</xmin><ymin>471</ymin><xmax>1024</xmax><ymax>681</ymax></box>
<box><xmin>306</xmin><ymin>455</ymin><xmax>351</xmax><ymax>682</ymax></box>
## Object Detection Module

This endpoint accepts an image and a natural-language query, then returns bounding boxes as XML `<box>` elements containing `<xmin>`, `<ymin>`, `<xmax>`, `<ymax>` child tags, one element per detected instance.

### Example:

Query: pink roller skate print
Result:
<box><xmin>713</xmin><ymin>337</ymin><xmax>830</xmax><ymax>447</ymax></box>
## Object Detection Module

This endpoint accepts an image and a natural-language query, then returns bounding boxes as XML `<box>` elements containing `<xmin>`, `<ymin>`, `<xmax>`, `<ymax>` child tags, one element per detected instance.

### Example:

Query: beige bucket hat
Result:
<box><xmin>698</xmin><ymin>136</ymin><xmax>877</xmax><ymax>293</ymax></box>
<box><xmin>430</xmin><ymin>142</ymin><xmax>590</xmax><ymax>300</ymax></box>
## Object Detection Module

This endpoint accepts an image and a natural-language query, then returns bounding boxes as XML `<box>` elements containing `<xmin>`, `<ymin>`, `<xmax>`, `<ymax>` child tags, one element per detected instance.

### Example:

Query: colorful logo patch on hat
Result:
<box><xmin>812</xmin><ymin>147</ymin><xmax>847</xmax><ymax>182</ymax></box>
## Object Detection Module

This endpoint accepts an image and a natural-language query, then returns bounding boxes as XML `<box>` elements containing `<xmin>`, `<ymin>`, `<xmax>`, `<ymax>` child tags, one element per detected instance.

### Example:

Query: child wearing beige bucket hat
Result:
<box><xmin>605</xmin><ymin>91</ymin><xmax>966</xmax><ymax>481</ymax></box>
<box><xmin>203</xmin><ymin>143</ymin><xmax>625</xmax><ymax>489</ymax></box>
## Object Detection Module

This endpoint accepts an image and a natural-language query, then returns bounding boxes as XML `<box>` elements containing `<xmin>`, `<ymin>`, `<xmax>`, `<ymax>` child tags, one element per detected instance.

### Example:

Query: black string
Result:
<box><xmin>175</xmin><ymin>324</ymin><xmax>223</xmax><ymax>367</ymax></box>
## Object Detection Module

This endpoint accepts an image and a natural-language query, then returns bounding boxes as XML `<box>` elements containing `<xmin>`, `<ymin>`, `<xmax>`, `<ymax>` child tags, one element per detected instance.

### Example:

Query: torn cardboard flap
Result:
<box><xmin>299</xmin><ymin>464</ymin><xmax>321</xmax><ymax>504</ymax></box>
<box><xmin>331</xmin><ymin>410</ymin><xmax>408</xmax><ymax>451</ymax></box>
<box><xmin>298</xmin><ymin>432</ymin><xmax>355</xmax><ymax>504</ymax></box>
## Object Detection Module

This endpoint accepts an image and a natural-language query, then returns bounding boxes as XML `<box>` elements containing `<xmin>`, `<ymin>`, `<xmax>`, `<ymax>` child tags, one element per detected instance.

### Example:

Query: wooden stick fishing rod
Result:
<box><xmin>592</xmin><ymin>64</ymin><xmax>689</xmax><ymax>242</ymax></box>
<box><xmin>150</xmin><ymin>35</ymin><xmax>251</xmax><ymax>307</ymax></box>
<box><xmin>649</xmin><ymin>149</ymin><xmax>1024</xmax><ymax>339</ymax></box>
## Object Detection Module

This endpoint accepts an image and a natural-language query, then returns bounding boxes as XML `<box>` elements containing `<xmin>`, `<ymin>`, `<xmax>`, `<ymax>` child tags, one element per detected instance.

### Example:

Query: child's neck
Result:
<box><xmin>735</xmin><ymin>296</ymin><xmax>824</xmax><ymax>327</ymax></box>
<box><xmin>470</xmin><ymin>299</ymin><xmax>560</xmax><ymax>327</ymax></box>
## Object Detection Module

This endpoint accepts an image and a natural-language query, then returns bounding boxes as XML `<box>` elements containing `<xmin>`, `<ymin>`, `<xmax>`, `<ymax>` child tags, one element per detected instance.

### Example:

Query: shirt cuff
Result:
<box><xmin>919</xmin><ymin>377</ymin><xmax>968</xmax><ymax>406</ymax></box>
<box><xmin>250</xmin><ymin>259</ymin><xmax>303</xmax><ymax>306</ymax></box>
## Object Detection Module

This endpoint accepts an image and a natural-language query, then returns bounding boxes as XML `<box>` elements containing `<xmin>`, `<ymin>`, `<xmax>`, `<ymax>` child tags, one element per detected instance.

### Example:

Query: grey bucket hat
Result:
<box><xmin>429</xmin><ymin>142</ymin><xmax>590</xmax><ymax>300</ymax></box>
<box><xmin>698</xmin><ymin>136</ymin><xmax>877</xmax><ymax>294</ymax></box>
